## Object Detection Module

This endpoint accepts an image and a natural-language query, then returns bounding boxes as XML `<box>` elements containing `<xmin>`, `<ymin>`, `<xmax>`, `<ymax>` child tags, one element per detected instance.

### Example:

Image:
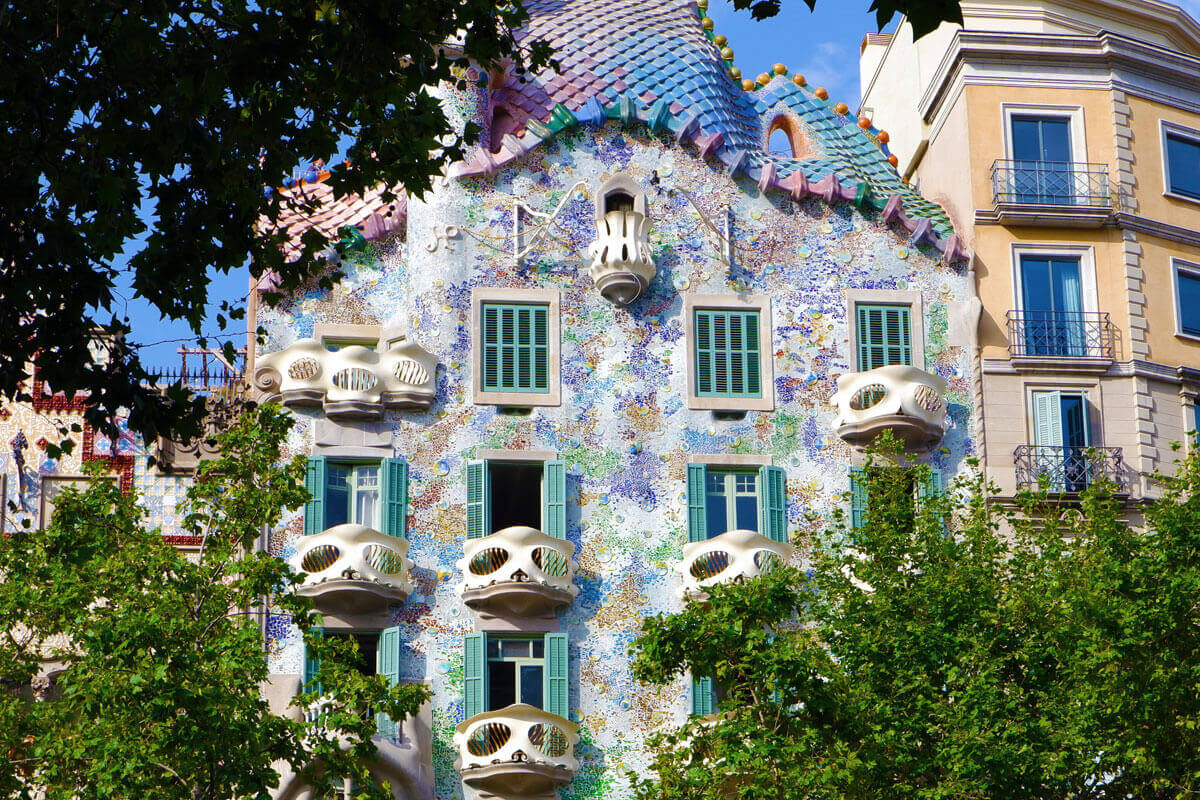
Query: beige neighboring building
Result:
<box><xmin>861</xmin><ymin>0</ymin><xmax>1200</xmax><ymax>503</ymax></box>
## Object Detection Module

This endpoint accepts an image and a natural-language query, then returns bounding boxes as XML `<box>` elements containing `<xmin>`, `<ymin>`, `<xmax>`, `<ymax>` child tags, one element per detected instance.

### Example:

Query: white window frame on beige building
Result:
<box><xmin>1009</xmin><ymin>244</ymin><xmax>1098</xmax><ymax>315</ymax></box>
<box><xmin>1171</xmin><ymin>257</ymin><xmax>1200</xmax><ymax>342</ymax></box>
<box><xmin>843</xmin><ymin>289</ymin><xmax>926</xmax><ymax>371</ymax></box>
<box><xmin>1159</xmin><ymin>120</ymin><xmax>1200</xmax><ymax>206</ymax></box>
<box><xmin>1000</xmin><ymin>103</ymin><xmax>1088</xmax><ymax>163</ymax></box>
<box><xmin>1022</xmin><ymin>381</ymin><xmax>1101</xmax><ymax>446</ymax></box>
<box><xmin>471</xmin><ymin>287</ymin><xmax>562</xmax><ymax>407</ymax></box>
<box><xmin>683</xmin><ymin>293</ymin><xmax>774</xmax><ymax>412</ymax></box>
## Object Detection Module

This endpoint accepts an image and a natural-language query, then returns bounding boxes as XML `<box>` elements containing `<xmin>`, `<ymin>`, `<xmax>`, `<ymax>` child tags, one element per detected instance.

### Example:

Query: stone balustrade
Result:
<box><xmin>586</xmin><ymin>209</ymin><xmax>655</xmax><ymax>306</ymax></box>
<box><xmin>829</xmin><ymin>364</ymin><xmax>948</xmax><ymax>449</ymax></box>
<box><xmin>678</xmin><ymin>529</ymin><xmax>794</xmax><ymax>601</ymax></box>
<box><xmin>290</xmin><ymin>523</ymin><xmax>412</xmax><ymax>616</ymax></box>
<box><xmin>454</xmin><ymin>704</ymin><xmax>579</xmax><ymax>798</ymax></box>
<box><xmin>253</xmin><ymin>334</ymin><xmax>436</xmax><ymax>419</ymax></box>
<box><xmin>458</xmin><ymin>526</ymin><xmax>578</xmax><ymax>620</ymax></box>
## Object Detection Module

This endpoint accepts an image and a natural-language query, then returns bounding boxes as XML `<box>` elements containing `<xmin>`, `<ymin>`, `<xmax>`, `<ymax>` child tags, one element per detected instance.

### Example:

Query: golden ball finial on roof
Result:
<box><xmin>814</xmin><ymin>87</ymin><xmax>828</xmax><ymax>99</ymax></box>
<box><xmin>703</xmin><ymin>17</ymin><xmax>714</xmax><ymax>30</ymax></box>
<box><xmin>756</xmin><ymin>72</ymin><xmax>771</xmax><ymax>86</ymax></box>
<box><xmin>834</xmin><ymin>102</ymin><xmax>849</xmax><ymax>115</ymax></box>
<box><xmin>729</xmin><ymin>66</ymin><xmax>742</xmax><ymax>80</ymax></box>
<box><xmin>888</xmin><ymin>154</ymin><xmax>900</xmax><ymax>167</ymax></box>
<box><xmin>792</xmin><ymin>74</ymin><xmax>806</xmax><ymax>86</ymax></box>
<box><xmin>697</xmin><ymin>0</ymin><xmax>708</xmax><ymax>7</ymax></box>
<box><xmin>773</xmin><ymin>63</ymin><xmax>787</xmax><ymax>75</ymax></box>
<box><xmin>742</xmin><ymin>79</ymin><xmax>756</xmax><ymax>91</ymax></box>
<box><xmin>713</xmin><ymin>34</ymin><xmax>727</xmax><ymax>46</ymax></box>
<box><xmin>878</xmin><ymin>130</ymin><xmax>890</xmax><ymax>144</ymax></box>
<box><xmin>858</xmin><ymin>116</ymin><xmax>872</xmax><ymax>129</ymax></box>
<box><xmin>720</xmin><ymin>46</ymin><xmax>734</xmax><ymax>60</ymax></box>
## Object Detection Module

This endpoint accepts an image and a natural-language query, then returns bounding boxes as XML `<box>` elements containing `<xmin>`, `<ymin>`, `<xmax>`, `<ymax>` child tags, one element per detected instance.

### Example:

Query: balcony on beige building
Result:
<box><xmin>454</xmin><ymin>704</ymin><xmax>579</xmax><ymax>798</ymax></box>
<box><xmin>1013</xmin><ymin>445</ymin><xmax>1128</xmax><ymax>496</ymax></box>
<box><xmin>678</xmin><ymin>530</ymin><xmax>794</xmax><ymax>601</ymax></box>
<box><xmin>830</xmin><ymin>365</ymin><xmax>948</xmax><ymax>449</ymax></box>
<box><xmin>987</xmin><ymin>159</ymin><xmax>1114</xmax><ymax>227</ymax></box>
<box><xmin>1006</xmin><ymin>311</ymin><xmax>1116</xmax><ymax>370</ymax></box>
<box><xmin>290</xmin><ymin>524</ymin><xmax>413</xmax><ymax>617</ymax></box>
<box><xmin>458</xmin><ymin>526</ymin><xmax>578</xmax><ymax>620</ymax></box>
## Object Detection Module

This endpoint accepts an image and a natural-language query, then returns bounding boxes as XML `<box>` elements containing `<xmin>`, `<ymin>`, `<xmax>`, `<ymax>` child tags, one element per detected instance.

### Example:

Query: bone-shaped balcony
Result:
<box><xmin>678</xmin><ymin>530</ymin><xmax>794</xmax><ymax>601</ymax></box>
<box><xmin>290</xmin><ymin>524</ymin><xmax>413</xmax><ymax>616</ymax></box>
<box><xmin>253</xmin><ymin>335</ymin><xmax>436</xmax><ymax>419</ymax></box>
<box><xmin>829</xmin><ymin>365</ymin><xmax>948</xmax><ymax>449</ymax></box>
<box><xmin>586</xmin><ymin>209</ymin><xmax>655</xmax><ymax>306</ymax></box>
<box><xmin>454</xmin><ymin>704</ymin><xmax>579</xmax><ymax>798</ymax></box>
<box><xmin>458</xmin><ymin>526</ymin><xmax>578</xmax><ymax>620</ymax></box>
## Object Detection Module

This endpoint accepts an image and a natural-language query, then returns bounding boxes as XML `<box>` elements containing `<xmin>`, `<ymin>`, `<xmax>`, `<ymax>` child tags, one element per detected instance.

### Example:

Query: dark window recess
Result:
<box><xmin>488</xmin><ymin>661</ymin><xmax>516</xmax><ymax>708</ymax></box>
<box><xmin>603</xmin><ymin>190</ymin><xmax>635</xmax><ymax>214</ymax></box>
<box><xmin>326</xmin><ymin>631</ymin><xmax>379</xmax><ymax>677</ymax></box>
<box><xmin>489</xmin><ymin>462</ymin><xmax>543</xmax><ymax>532</ymax></box>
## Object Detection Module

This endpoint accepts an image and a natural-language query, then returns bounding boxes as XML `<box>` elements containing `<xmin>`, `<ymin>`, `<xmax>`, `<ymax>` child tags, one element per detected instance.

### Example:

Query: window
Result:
<box><xmin>1163</xmin><ymin>122</ymin><xmax>1200</xmax><ymax>201</ymax></box>
<box><xmin>472</xmin><ymin>289</ymin><xmax>561</xmax><ymax>406</ymax></box>
<box><xmin>683</xmin><ymin>295</ymin><xmax>774</xmax><ymax>411</ymax></box>
<box><xmin>1009</xmin><ymin>114</ymin><xmax>1075</xmax><ymax>204</ymax></box>
<box><xmin>304</xmin><ymin>457</ymin><xmax>408</xmax><ymax>537</ymax></box>
<box><xmin>685</xmin><ymin>463</ymin><xmax>787</xmax><ymax>542</ymax></box>
<box><xmin>1030</xmin><ymin>390</ymin><xmax>1092</xmax><ymax>492</ymax></box>
<box><xmin>1019</xmin><ymin>255</ymin><xmax>1086</xmax><ymax>356</ymax></box>
<box><xmin>691</xmin><ymin>675</ymin><xmax>715</xmax><ymax>716</ymax></box>
<box><xmin>855</xmin><ymin>304</ymin><xmax>912</xmax><ymax>370</ymax></box>
<box><xmin>463</xmin><ymin>632</ymin><xmax>568</xmax><ymax>719</ymax></box>
<box><xmin>466</xmin><ymin>458</ymin><xmax>567</xmax><ymax>539</ymax></box>
<box><xmin>849</xmin><ymin>466</ymin><xmax>942</xmax><ymax>529</ymax></box>
<box><xmin>1174</xmin><ymin>260</ymin><xmax>1200</xmax><ymax>339</ymax></box>
<box><xmin>305</xmin><ymin>627</ymin><xmax>404</xmax><ymax>737</ymax></box>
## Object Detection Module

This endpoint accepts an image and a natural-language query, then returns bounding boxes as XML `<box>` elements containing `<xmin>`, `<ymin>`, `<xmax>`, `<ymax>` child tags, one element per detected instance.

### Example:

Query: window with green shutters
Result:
<box><xmin>849</xmin><ymin>466</ymin><xmax>942</xmax><ymax>529</ymax></box>
<box><xmin>481</xmin><ymin>302</ymin><xmax>550</xmax><ymax>394</ymax></box>
<box><xmin>304</xmin><ymin>457</ymin><xmax>408</xmax><ymax>537</ymax></box>
<box><xmin>693</xmin><ymin>309</ymin><xmax>762</xmax><ymax>398</ymax></box>
<box><xmin>304</xmin><ymin>627</ymin><xmax>404</xmax><ymax>737</ymax></box>
<box><xmin>685</xmin><ymin>463</ymin><xmax>788</xmax><ymax>542</ymax></box>
<box><xmin>465</xmin><ymin>459</ymin><xmax>568</xmax><ymax>540</ymax></box>
<box><xmin>855</xmin><ymin>304</ymin><xmax>912</xmax><ymax>370</ymax></box>
<box><xmin>462</xmin><ymin>632</ymin><xmax>569</xmax><ymax>719</ymax></box>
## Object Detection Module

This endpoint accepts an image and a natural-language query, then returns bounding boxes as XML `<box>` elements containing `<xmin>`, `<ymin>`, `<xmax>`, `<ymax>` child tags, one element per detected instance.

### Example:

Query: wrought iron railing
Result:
<box><xmin>1007</xmin><ymin>311</ymin><xmax>1115</xmax><ymax>359</ymax></box>
<box><xmin>992</xmin><ymin>160</ymin><xmax>1111</xmax><ymax>207</ymax></box>
<box><xmin>150</xmin><ymin>347</ymin><xmax>246</xmax><ymax>394</ymax></box>
<box><xmin>1013</xmin><ymin>445</ymin><xmax>1126</xmax><ymax>494</ymax></box>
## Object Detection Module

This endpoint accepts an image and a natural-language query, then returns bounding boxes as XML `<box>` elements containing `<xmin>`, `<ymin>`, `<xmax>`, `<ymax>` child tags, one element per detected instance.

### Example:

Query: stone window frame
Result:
<box><xmin>844</xmin><ymin>289</ymin><xmax>926</xmax><ymax>372</ymax></box>
<box><xmin>1009</xmin><ymin>243</ymin><xmax>1099</xmax><ymax>316</ymax></box>
<box><xmin>682</xmin><ymin>293</ymin><xmax>775</xmax><ymax>412</ymax></box>
<box><xmin>1159</xmin><ymin>119</ymin><xmax>1200</xmax><ymax>206</ymax></box>
<box><xmin>471</xmin><ymin>288</ymin><xmax>562</xmax><ymax>407</ymax></box>
<box><xmin>1000</xmin><ymin>103</ymin><xmax>1088</xmax><ymax>164</ymax></box>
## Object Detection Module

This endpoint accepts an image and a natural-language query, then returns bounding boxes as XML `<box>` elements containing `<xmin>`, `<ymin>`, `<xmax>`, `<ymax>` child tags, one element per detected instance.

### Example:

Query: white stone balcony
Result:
<box><xmin>253</xmin><ymin>334</ymin><xmax>436</xmax><ymax>419</ymax></box>
<box><xmin>454</xmin><ymin>704</ymin><xmax>579</xmax><ymax>798</ymax></box>
<box><xmin>678</xmin><ymin>530</ymin><xmax>794</xmax><ymax>601</ymax></box>
<box><xmin>458</xmin><ymin>526</ymin><xmax>578</xmax><ymax>620</ymax></box>
<box><xmin>586</xmin><ymin>209</ymin><xmax>655</xmax><ymax>306</ymax></box>
<box><xmin>829</xmin><ymin>365</ymin><xmax>948</xmax><ymax>449</ymax></box>
<box><xmin>290</xmin><ymin>524</ymin><xmax>413</xmax><ymax>616</ymax></box>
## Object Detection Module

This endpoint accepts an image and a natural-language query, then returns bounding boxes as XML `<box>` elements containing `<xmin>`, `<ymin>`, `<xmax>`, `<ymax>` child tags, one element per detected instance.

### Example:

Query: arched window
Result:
<box><xmin>765</xmin><ymin>115</ymin><xmax>810</xmax><ymax>159</ymax></box>
<box><xmin>768</xmin><ymin>127</ymin><xmax>793</xmax><ymax>157</ymax></box>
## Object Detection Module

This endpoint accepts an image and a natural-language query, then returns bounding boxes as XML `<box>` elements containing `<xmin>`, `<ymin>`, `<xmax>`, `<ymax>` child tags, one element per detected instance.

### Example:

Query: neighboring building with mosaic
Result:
<box><xmin>861</xmin><ymin>0</ymin><xmax>1200</xmax><ymax>507</ymax></box>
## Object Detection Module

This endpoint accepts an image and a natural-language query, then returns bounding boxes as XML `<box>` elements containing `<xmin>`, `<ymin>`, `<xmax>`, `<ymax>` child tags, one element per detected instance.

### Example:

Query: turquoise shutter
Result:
<box><xmin>303</xmin><ymin>628</ymin><xmax>323</xmax><ymax>695</ymax></box>
<box><xmin>758</xmin><ymin>465</ymin><xmax>787</xmax><ymax>543</ymax></box>
<box><xmin>857</xmin><ymin>305</ymin><xmax>912</xmax><ymax>370</ymax></box>
<box><xmin>482</xmin><ymin>304</ymin><xmax>550</xmax><ymax>393</ymax></box>
<box><xmin>376</xmin><ymin>626</ymin><xmax>402</xmax><ymax>738</ymax></box>
<box><xmin>694</xmin><ymin>310</ymin><xmax>761</xmax><ymax>398</ymax></box>
<box><xmin>482</xmin><ymin>304</ymin><xmax>500</xmax><ymax>391</ymax></box>
<box><xmin>304</xmin><ymin>457</ymin><xmax>327</xmax><ymax>535</ymax></box>
<box><xmin>686</xmin><ymin>463</ymin><xmax>708</xmax><ymax>542</ymax></box>
<box><xmin>918</xmin><ymin>468</ymin><xmax>944</xmax><ymax>501</ymax></box>
<box><xmin>691</xmin><ymin>676</ymin><xmax>714</xmax><ymax>716</ymax></box>
<box><xmin>543</xmin><ymin>460</ymin><xmax>567</xmax><ymax>538</ymax></box>
<box><xmin>380</xmin><ymin>458</ymin><xmax>408</xmax><ymax>537</ymax></box>
<box><xmin>543</xmin><ymin>633</ymin><xmax>569</xmax><ymax>719</ymax></box>
<box><xmin>466</xmin><ymin>460</ymin><xmax>490</xmax><ymax>539</ymax></box>
<box><xmin>464</xmin><ymin>633</ymin><xmax>486</xmax><ymax>719</ymax></box>
<box><xmin>532</xmin><ymin>305</ymin><xmax>550</xmax><ymax>392</ymax></box>
<box><xmin>695</xmin><ymin>310</ymin><xmax>714</xmax><ymax>395</ymax></box>
<box><xmin>850</xmin><ymin>467</ymin><xmax>867</xmax><ymax>529</ymax></box>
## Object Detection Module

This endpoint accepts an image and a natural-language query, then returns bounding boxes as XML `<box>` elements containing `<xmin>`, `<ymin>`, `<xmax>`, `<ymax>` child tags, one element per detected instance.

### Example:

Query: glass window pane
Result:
<box><xmin>500</xmin><ymin>640</ymin><xmax>531</xmax><ymax>659</ymax></box>
<box><xmin>1179</xmin><ymin>269</ymin><xmax>1200</xmax><ymax>337</ymax></box>
<box><xmin>1061</xmin><ymin>394</ymin><xmax>1089</xmax><ymax>449</ymax></box>
<box><xmin>706</xmin><ymin>494</ymin><xmax>728</xmax><ymax>539</ymax></box>
<box><xmin>326</xmin><ymin>465</ymin><xmax>350</xmax><ymax>528</ymax></box>
<box><xmin>488</xmin><ymin>661</ymin><xmax>516</xmax><ymax>711</ymax></box>
<box><xmin>486</xmin><ymin>639</ymin><xmax>500</xmax><ymax>658</ymax></box>
<box><xmin>353</xmin><ymin>465</ymin><xmax>380</xmax><ymax>528</ymax></box>
<box><xmin>520</xmin><ymin>665</ymin><xmax>544</xmax><ymax>708</ymax></box>
<box><xmin>531</xmin><ymin>639</ymin><xmax>544</xmax><ymax>659</ymax></box>
<box><xmin>1168</xmin><ymin>133</ymin><xmax>1200</xmax><ymax>199</ymax></box>
<box><xmin>735</xmin><ymin>494</ymin><xmax>758</xmax><ymax>531</ymax></box>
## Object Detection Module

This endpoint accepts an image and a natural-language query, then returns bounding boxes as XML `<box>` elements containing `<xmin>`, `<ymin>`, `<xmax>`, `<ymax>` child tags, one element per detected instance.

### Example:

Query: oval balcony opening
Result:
<box><xmin>458</xmin><ymin>526</ymin><xmax>578</xmax><ymax>621</ymax></box>
<box><xmin>289</xmin><ymin>523</ymin><xmax>413</xmax><ymax>618</ymax></box>
<box><xmin>678</xmin><ymin>529</ymin><xmax>794</xmax><ymax>601</ymax></box>
<box><xmin>830</xmin><ymin>365</ymin><xmax>948</xmax><ymax>449</ymax></box>
<box><xmin>455</xmin><ymin>704</ymin><xmax>580</xmax><ymax>797</ymax></box>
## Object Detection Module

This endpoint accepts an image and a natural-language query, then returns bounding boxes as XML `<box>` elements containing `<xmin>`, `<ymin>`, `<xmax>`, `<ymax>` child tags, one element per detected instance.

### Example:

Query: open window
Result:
<box><xmin>463</xmin><ymin>632</ymin><xmax>568</xmax><ymax>719</ymax></box>
<box><xmin>465</xmin><ymin>459</ymin><xmax>566</xmax><ymax>539</ymax></box>
<box><xmin>304</xmin><ymin>626</ymin><xmax>404</xmax><ymax>737</ymax></box>
<box><xmin>304</xmin><ymin>456</ymin><xmax>408</xmax><ymax>537</ymax></box>
<box><xmin>685</xmin><ymin>463</ymin><xmax>786</xmax><ymax>543</ymax></box>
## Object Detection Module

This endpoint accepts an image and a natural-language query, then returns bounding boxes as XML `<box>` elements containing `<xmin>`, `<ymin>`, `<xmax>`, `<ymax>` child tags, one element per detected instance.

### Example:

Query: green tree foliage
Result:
<box><xmin>0</xmin><ymin>0</ymin><xmax>551</xmax><ymax>446</ymax></box>
<box><xmin>0</xmin><ymin>404</ymin><xmax>429</xmax><ymax>800</ymax></box>
<box><xmin>631</xmin><ymin>443</ymin><xmax>1200</xmax><ymax>798</ymax></box>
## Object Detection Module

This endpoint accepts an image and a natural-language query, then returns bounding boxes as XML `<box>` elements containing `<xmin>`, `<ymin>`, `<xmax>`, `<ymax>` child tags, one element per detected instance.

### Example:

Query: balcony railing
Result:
<box><xmin>992</xmin><ymin>160</ymin><xmax>1111</xmax><ymax>207</ymax></box>
<box><xmin>458</xmin><ymin>525</ymin><xmax>578</xmax><ymax>619</ymax></box>
<box><xmin>1013</xmin><ymin>445</ymin><xmax>1127</xmax><ymax>494</ymax></box>
<box><xmin>289</xmin><ymin>524</ymin><xmax>413</xmax><ymax>616</ymax></box>
<box><xmin>1007</xmin><ymin>311</ymin><xmax>1115</xmax><ymax>360</ymax></box>
<box><xmin>454</xmin><ymin>704</ymin><xmax>579</xmax><ymax>797</ymax></box>
<box><xmin>829</xmin><ymin>365</ymin><xmax>948</xmax><ymax>449</ymax></box>
<box><xmin>678</xmin><ymin>530</ymin><xmax>794</xmax><ymax>601</ymax></box>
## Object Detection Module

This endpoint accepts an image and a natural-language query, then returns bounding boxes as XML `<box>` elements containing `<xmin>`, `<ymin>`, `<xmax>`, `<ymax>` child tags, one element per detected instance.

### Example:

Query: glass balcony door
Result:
<box><xmin>1020</xmin><ymin>255</ymin><xmax>1086</xmax><ymax>357</ymax></box>
<box><xmin>1011</xmin><ymin>115</ymin><xmax>1074</xmax><ymax>204</ymax></box>
<box><xmin>1032</xmin><ymin>391</ymin><xmax>1091</xmax><ymax>492</ymax></box>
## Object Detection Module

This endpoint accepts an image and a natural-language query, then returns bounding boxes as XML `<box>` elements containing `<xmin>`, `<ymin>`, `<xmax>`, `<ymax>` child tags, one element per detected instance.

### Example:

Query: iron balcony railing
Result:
<box><xmin>1013</xmin><ymin>445</ymin><xmax>1126</xmax><ymax>494</ymax></box>
<box><xmin>1007</xmin><ymin>310</ymin><xmax>1115</xmax><ymax>359</ymax></box>
<box><xmin>992</xmin><ymin>159</ymin><xmax>1111</xmax><ymax>207</ymax></box>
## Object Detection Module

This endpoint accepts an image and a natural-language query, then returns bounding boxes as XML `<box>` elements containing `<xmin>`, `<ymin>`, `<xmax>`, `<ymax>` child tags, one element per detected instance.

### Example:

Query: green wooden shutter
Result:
<box><xmin>686</xmin><ymin>463</ymin><xmax>708</xmax><ymax>542</ymax></box>
<box><xmin>543</xmin><ymin>633</ymin><xmax>569</xmax><ymax>719</ymax></box>
<box><xmin>850</xmin><ymin>467</ymin><xmax>868</xmax><ymax>529</ymax></box>
<box><xmin>482</xmin><ymin>303</ymin><xmax>550</xmax><ymax>393</ymax></box>
<box><xmin>758</xmin><ymin>465</ymin><xmax>787</xmax><ymax>543</ymax></box>
<box><xmin>303</xmin><ymin>628</ymin><xmax>323</xmax><ymax>695</ymax></box>
<box><xmin>694</xmin><ymin>310</ymin><xmax>762</xmax><ymax>398</ymax></box>
<box><xmin>856</xmin><ymin>305</ymin><xmax>912</xmax><ymax>370</ymax></box>
<box><xmin>380</xmin><ymin>458</ymin><xmax>408</xmax><ymax>538</ymax></box>
<box><xmin>466</xmin><ymin>460</ymin><xmax>490</xmax><ymax>539</ymax></box>
<box><xmin>532</xmin><ymin>305</ymin><xmax>550</xmax><ymax>392</ymax></box>
<box><xmin>376</xmin><ymin>626</ymin><xmax>402</xmax><ymax>738</ymax></box>
<box><xmin>543</xmin><ymin>460</ymin><xmax>567</xmax><ymax>539</ymax></box>
<box><xmin>464</xmin><ymin>632</ymin><xmax>486</xmax><ymax>719</ymax></box>
<box><xmin>304</xmin><ymin>457</ymin><xmax>327</xmax><ymax>535</ymax></box>
<box><xmin>691</xmin><ymin>676</ymin><xmax>714</xmax><ymax>716</ymax></box>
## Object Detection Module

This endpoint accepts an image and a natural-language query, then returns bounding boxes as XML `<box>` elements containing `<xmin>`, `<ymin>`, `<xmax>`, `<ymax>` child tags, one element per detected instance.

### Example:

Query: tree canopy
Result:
<box><xmin>0</xmin><ymin>403</ymin><xmax>428</xmax><ymax>800</ymax></box>
<box><xmin>630</xmin><ymin>444</ymin><xmax>1200</xmax><ymax>798</ymax></box>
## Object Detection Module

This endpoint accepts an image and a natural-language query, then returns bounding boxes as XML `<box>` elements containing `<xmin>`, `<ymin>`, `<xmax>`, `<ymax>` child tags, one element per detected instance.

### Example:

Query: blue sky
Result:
<box><xmin>121</xmin><ymin>0</ymin><xmax>893</xmax><ymax>372</ymax></box>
